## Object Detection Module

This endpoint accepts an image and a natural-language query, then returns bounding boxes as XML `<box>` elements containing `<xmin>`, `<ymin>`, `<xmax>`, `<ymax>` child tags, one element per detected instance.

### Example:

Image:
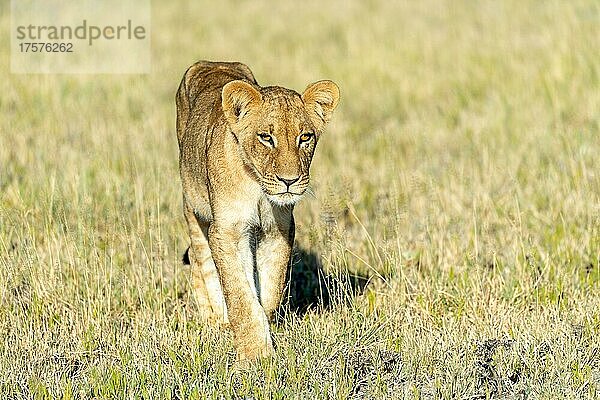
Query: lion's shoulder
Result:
<box><xmin>176</xmin><ymin>61</ymin><xmax>256</xmax><ymax>143</ymax></box>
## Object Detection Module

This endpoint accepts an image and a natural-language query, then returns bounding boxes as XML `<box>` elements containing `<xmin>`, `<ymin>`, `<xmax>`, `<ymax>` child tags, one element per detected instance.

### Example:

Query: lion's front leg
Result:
<box><xmin>208</xmin><ymin>223</ymin><xmax>274</xmax><ymax>361</ymax></box>
<box><xmin>257</xmin><ymin>208</ymin><xmax>294</xmax><ymax>319</ymax></box>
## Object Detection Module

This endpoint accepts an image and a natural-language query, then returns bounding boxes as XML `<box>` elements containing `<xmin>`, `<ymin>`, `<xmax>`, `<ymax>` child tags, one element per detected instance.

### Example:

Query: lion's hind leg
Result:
<box><xmin>183</xmin><ymin>202</ymin><xmax>229</xmax><ymax>326</ymax></box>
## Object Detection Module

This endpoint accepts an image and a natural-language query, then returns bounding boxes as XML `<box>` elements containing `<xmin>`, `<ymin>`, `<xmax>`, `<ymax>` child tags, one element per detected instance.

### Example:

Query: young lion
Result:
<box><xmin>176</xmin><ymin>60</ymin><xmax>339</xmax><ymax>361</ymax></box>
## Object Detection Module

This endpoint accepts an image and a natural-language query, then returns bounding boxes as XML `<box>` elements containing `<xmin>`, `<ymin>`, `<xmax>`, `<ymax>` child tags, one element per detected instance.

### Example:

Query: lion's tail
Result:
<box><xmin>182</xmin><ymin>247</ymin><xmax>190</xmax><ymax>265</ymax></box>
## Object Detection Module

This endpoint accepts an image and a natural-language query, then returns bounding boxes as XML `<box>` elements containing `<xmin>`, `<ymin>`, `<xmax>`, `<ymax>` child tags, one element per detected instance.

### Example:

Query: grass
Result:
<box><xmin>1</xmin><ymin>0</ymin><xmax>599</xmax><ymax>398</ymax></box>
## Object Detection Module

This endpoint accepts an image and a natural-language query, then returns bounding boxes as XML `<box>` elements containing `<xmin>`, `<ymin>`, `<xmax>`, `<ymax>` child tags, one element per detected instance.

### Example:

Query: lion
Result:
<box><xmin>176</xmin><ymin>60</ymin><xmax>339</xmax><ymax>361</ymax></box>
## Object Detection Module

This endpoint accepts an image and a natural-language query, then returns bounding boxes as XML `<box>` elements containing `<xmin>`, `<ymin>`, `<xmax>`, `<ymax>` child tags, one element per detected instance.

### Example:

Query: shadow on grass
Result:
<box><xmin>280</xmin><ymin>246</ymin><xmax>370</xmax><ymax>317</ymax></box>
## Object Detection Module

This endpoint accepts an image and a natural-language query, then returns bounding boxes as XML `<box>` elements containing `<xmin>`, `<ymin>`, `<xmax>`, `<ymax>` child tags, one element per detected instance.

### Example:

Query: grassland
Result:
<box><xmin>1</xmin><ymin>0</ymin><xmax>599</xmax><ymax>398</ymax></box>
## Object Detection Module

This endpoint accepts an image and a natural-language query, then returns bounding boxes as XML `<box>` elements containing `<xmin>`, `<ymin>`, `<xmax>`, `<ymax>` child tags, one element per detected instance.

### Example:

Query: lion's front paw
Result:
<box><xmin>236</xmin><ymin>340</ymin><xmax>275</xmax><ymax>363</ymax></box>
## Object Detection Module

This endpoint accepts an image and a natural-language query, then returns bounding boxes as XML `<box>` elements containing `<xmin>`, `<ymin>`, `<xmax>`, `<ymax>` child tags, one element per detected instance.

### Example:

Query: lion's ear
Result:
<box><xmin>302</xmin><ymin>80</ymin><xmax>340</xmax><ymax>125</ymax></box>
<box><xmin>222</xmin><ymin>80</ymin><xmax>262</xmax><ymax>126</ymax></box>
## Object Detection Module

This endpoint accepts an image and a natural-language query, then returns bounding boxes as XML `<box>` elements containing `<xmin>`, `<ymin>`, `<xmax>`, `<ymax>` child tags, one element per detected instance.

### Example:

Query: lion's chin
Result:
<box><xmin>265</xmin><ymin>192</ymin><xmax>303</xmax><ymax>206</ymax></box>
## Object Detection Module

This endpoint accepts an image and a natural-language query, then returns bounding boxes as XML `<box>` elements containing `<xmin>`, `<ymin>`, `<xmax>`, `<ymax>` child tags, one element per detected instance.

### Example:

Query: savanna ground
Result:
<box><xmin>1</xmin><ymin>1</ymin><xmax>599</xmax><ymax>399</ymax></box>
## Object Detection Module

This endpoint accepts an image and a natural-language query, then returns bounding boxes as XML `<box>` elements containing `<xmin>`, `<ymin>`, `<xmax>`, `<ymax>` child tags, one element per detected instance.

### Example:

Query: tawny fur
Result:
<box><xmin>176</xmin><ymin>60</ymin><xmax>339</xmax><ymax>361</ymax></box>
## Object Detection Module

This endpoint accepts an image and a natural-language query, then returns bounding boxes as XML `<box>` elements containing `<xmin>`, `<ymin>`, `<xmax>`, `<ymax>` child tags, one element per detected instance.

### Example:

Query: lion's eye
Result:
<box><xmin>299</xmin><ymin>133</ymin><xmax>314</xmax><ymax>144</ymax></box>
<box><xmin>257</xmin><ymin>133</ymin><xmax>275</xmax><ymax>147</ymax></box>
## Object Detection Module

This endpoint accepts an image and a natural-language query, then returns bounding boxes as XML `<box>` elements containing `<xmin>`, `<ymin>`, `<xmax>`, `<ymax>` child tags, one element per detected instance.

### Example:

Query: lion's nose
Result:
<box><xmin>275</xmin><ymin>175</ymin><xmax>300</xmax><ymax>188</ymax></box>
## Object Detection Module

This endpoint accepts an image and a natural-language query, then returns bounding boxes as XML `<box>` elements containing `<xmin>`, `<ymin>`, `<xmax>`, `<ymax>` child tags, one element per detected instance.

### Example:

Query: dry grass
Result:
<box><xmin>1</xmin><ymin>0</ymin><xmax>599</xmax><ymax>399</ymax></box>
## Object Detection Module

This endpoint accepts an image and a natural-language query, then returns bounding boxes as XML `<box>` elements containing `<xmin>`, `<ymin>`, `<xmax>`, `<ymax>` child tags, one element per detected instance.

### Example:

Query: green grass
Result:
<box><xmin>1</xmin><ymin>0</ymin><xmax>599</xmax><ymax>398</ymax></box>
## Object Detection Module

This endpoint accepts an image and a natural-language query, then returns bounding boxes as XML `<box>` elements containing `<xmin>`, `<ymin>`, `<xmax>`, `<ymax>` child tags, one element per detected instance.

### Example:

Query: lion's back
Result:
<box><xmin>176</xmin><ymin>61</ymin><xmax>258</xmax><ymax>220</ymax></box>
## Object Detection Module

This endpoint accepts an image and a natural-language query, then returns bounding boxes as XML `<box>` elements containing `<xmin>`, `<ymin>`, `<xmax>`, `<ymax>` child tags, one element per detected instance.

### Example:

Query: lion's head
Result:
<box><xmin>221</xmin><ymin>79</ymin><xmax>339</xmax><ymax>206</ymax></box>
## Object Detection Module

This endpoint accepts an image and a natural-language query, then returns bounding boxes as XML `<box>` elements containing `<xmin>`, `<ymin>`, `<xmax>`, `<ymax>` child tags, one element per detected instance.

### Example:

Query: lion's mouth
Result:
<box><xmin>266</xmin><ymin>190</ymin><xmax>304</xmax><ymax>205</ymax></box>
<box><xmin>272</xmin><ymin>190</ymin><xmax>304</xmax><ymax>196</ymax></box>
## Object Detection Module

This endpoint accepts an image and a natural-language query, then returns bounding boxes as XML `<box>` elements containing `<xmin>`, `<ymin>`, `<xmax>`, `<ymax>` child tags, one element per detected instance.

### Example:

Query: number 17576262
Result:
<box><xmin>19</xmin><ymin>42</ymin><xmax>73</xmax><ymax>52</ymax></box>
